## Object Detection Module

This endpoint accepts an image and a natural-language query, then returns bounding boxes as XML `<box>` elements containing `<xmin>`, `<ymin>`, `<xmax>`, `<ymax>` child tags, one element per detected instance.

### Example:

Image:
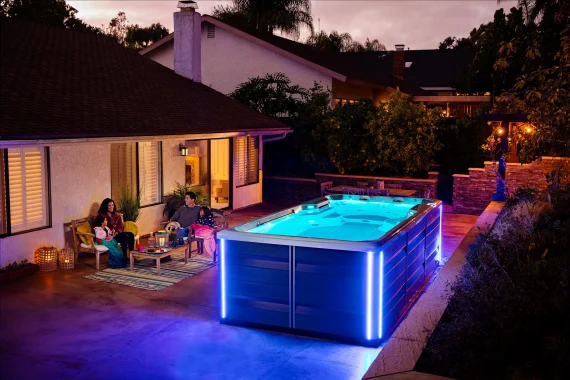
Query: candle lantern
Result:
<box><xmin>37</xmin><ymin>246</ymin><xmax>58</xmax><ymax>272</ymax></box>
<box><xmin>156</xmin><ymin>230</ymin><xmax>169</xmax><ymax>248</ymax></box>
<box><xmin>59</xmin><ymin>245</ymin><xmax>75</xmax><ymax>270</ymax></box>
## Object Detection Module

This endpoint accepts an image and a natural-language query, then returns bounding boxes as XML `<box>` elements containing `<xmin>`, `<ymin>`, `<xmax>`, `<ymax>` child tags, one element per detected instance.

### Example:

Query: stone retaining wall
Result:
<box><xmin>453</xmin><ymin>157</ymin><xmax>569</xmax><ymax>215</ymax></box>
<box><xmin>263</xmin><ymin>176</ymin><xmax>320</xmax><ymax>201</ymax></box>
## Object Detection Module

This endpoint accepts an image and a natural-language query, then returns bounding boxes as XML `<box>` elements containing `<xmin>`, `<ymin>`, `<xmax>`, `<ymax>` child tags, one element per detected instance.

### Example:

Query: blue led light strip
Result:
<box><xmin>378</xmin><ymin>251</ymin><xmax>384</xmax><ymax>339</ymax></box>
<box><xmin>437</xmin><ymin>204</ymin><xmax>443</xmax><ymax>262</ymax></box>
<box><xmin>366</xmin><ymin>251</ymin><xmax>373</xmax><ymax>340</ymax></box>
<box><xmin>221</xmin><ymin>239</ymin><xmax>227</xmax><ymax>319</ymax></box>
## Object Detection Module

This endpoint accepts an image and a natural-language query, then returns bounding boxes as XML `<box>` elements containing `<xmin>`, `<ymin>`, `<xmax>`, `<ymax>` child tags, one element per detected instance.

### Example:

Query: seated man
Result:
<box><xmin>171</xmin><ymin>191</ymin><xmax>201</xmax><ymax>239</ymax></box>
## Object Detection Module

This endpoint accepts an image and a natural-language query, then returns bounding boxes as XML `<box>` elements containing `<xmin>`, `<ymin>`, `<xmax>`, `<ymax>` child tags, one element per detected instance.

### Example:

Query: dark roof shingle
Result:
<box><xmin>0</xmin><ymin>17</ymin><xmax>289</xmax><ymax>141</ymax></box>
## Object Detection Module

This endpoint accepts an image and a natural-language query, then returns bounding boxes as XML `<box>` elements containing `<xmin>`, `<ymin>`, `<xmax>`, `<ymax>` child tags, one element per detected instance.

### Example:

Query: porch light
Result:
<box><xmin>497</xmin><ymin>127</ymin><xmax>505</xmax><ymax>136</ymax></box>
<box><xmin>525</xmin><ymin>126</ymin><xmax>532</xmax><ymax>134</ymax></box>
<box><xmin>179</xmin><ymin>144</ymin><xmax>188</xmax><ymax>156</ymax></box>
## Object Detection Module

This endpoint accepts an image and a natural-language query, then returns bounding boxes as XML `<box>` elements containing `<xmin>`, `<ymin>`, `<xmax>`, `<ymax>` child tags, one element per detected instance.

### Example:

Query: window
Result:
<box><xmin>234</xmin><ymin>136</ymin><xmax>259</xmax><ymax>187</ymax></box>
<box><xmin>110</xmin><ymin>142</ymin><xmax>162</xmax><ymax>207</ymax></box>
<box><xmin>0</xmin><ymin>147</ymin><xmax>51</xmax><ymax>235</ymax></box>
<box><xmin>334</xmin><ymin>98</ymin><xmax>358</xmax><ymax>106</ymax></box>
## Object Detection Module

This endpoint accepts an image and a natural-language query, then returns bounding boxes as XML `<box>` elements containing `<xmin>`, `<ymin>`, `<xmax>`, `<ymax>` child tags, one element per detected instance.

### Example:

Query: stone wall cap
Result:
<box><xmin>453</xmin><ymin>174</ymin><xmax>470</xmax><ymax>178</ymax></box>
<box><xmin>469</xmin><ymin>168</ymin><xmax>485</xmax><ymax>171</ymax></box>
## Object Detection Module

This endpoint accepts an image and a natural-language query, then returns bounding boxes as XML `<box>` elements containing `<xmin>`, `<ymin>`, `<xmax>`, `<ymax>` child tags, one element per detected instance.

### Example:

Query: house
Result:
<box><xmin>141</xmin><ymin>9</ymin><xmax>490</xmax><ymax>117</ymax></box>
<box><xmin>0</xmin><ymin>4</ymin><xmax>291</xmax><ymax>266</ymax></box>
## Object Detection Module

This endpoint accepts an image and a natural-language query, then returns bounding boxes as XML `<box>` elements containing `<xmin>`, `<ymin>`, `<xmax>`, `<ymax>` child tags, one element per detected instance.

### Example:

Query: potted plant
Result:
<box><xmin>162</xmin><ymin>182</ymin><xmax>210</xmax><ymax>220</ymax></box>
<box><xmin>0</xmin><ymin>260</ymin><xmax>40</xmax><ymax>283</ymax></box>
<box><xmin>117</xmin><ymin>185</ymin><xmax>141</xmax><ymax>222</ymax></box>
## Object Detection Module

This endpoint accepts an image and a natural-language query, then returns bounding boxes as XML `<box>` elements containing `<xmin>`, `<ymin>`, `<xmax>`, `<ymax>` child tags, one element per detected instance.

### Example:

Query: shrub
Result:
<box><xmin>0</xmin><ymin>260</ymin><xmax>35</xmax><ymax>273</ymax></box>
<box><xmin>416</xmin><ymin>186</ymin><xmax>570</xmax><ymax>379</ymax></box>
<box><xmin>505</xmin><ymin>185</ymin><xmax>539</xmax><ymax>207</ymax></box>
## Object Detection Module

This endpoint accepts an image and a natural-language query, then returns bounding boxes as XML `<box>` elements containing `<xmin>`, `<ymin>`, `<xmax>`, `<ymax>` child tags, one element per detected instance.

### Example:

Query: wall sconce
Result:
<box><xmin>179</xmin><ymin>144</ymin><xmax>188</xmax><ymax>156</ymax></box>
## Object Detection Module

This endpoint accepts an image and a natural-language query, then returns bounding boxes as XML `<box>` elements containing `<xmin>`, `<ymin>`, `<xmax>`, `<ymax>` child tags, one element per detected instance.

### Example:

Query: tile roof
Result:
<box><xmin>0</xmin><ymin>17</ymin><xmax>289</xmax><ymax>141</ymax></box>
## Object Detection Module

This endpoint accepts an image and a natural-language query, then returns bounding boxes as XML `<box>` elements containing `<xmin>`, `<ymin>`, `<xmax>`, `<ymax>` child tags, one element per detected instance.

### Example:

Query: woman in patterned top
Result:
<box><xmin>191</xmin><ymin>207</ymin><xmax>216</xmax><ymax>256</ymax></box>
<box><xmin>97</xmin><ymin>198</ymin><xmax>135</xmax><ymax>258</ymax></box>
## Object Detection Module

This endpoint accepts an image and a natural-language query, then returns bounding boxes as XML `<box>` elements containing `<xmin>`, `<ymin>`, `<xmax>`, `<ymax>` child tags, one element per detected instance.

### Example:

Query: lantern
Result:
<box><xmin>179</xmin><ymin>144</ymin><xmax>189</xmax><ymax>156</ymax></box>
<box><xmin>59</xmin><ymin>245</ymin><xmax>75</xmax><ymax>270</ymax></box>
<box><xmin>156</xmin><ymin>230</ymin><xmax>169</xmax><ymax>248</ymax></box>
<box><xmin>37</xmin><ymin>246</ymin><xmax>58</xmax><ymax>272</ymax></box>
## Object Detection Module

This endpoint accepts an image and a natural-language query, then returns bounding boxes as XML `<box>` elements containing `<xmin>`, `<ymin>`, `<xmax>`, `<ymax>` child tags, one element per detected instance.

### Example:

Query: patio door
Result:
<box><xmin>210</xmin><ymin>139</ymin><xmax>231</xmax><ymax>210</ymax></box>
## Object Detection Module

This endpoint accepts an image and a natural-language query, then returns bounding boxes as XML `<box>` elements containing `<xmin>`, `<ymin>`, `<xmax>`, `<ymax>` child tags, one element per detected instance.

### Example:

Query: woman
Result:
<box><xmin>97</xmin><ymin>198</ymin><xmax>134</xmax><ymax>258</ymax></box>
<box><xmin>191</xmin><ymin>207</ymin><xmax>217</xmax><ymax>256</ymax></box>
<box><xmin>93</xmin><ymin>214</ymin><xmax>127</xmax><ymax>269</ymax></box>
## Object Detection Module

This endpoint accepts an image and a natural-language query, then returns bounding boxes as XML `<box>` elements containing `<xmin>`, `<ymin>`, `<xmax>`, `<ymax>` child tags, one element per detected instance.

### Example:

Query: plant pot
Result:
<box><xmin>0</xmin><ymin>264</ymin><xmax>40</xmax><ymax>283</ymax></box>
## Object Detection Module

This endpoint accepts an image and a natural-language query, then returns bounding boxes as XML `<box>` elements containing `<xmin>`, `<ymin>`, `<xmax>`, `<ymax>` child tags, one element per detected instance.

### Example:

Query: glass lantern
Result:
<box><xmin>155</xmin><ymin>230</ymin><xmax>169</xmax><ymax>248</ymax></box>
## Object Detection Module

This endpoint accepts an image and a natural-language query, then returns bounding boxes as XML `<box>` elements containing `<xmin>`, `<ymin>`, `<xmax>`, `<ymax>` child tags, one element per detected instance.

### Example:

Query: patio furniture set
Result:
<box><xmin>71</xmin><ymin>209</ymin><xmax>229</xmax><ymax>271</ymax></box>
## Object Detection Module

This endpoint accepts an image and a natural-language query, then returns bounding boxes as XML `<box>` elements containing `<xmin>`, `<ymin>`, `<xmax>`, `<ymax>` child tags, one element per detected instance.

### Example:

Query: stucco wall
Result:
<box><xmin>0</xmin><ymin>144</ymin><xmax>111</xmax><ymax>266</ymax></box>
<box><xmin>146</xmin><ymin>41</ymin><xmax>174</xmax><ymax>70</ymax></box>
<box><xmin>146</xmin><ymin>25</ymin><xmax>333</xmax><ymax>95</ymax></box>
<box><xmin>452</xmin><ymin>157</ymin><xmax>569</xmax><ymax>215</ymax></box>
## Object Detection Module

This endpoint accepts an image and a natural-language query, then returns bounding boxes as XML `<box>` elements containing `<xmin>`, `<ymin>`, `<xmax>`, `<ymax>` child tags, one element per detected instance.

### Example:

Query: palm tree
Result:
<box><xmin>212</xmin><ymin>0</ymin><xmax>313</xmax><ymax>38</ymax></box>
<box><xmin>497</xmin><ymin>0</ymin><xmax>569</xmax><ymax>23</ymax></box>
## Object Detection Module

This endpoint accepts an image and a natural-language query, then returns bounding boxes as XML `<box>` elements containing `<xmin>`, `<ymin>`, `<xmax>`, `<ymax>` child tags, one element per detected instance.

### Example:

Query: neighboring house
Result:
<box><xmin>0</xmin><ymin>6</ymin><xmax>291</xmax><ymax>266</ymax></box>
<box><xmin>141</xmin><ymin>14</ymin><xmax>490</xmax><ymax>117</ymax></box>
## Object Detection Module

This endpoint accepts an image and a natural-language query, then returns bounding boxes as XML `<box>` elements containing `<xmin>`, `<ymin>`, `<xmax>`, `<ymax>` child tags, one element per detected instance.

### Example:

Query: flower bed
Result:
<box><xmin>415</xmin><ymin>184</ymin><xmax>570</xmax><ymax>378</ymax></box>
<box><xmin>0</xmin><ymin>260</ymin><xmax>40</xmax><ymax>283</ymax></box>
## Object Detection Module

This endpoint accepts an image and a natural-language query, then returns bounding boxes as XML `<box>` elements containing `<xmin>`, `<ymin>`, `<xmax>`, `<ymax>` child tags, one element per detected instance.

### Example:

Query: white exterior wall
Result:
<box><xmin>144</xmin><ymin>27</ymin><xmax>333</xmax><ymax>95</ymax></box>
<box><xmin>0</xmin><ymin>140</ymin><xmax>186</xmax><ymax>266</ymax></box>
<box><xmin>232</xmin><ymin>140</ymin><xmax>263</xmax><ymax>210</ymax></box>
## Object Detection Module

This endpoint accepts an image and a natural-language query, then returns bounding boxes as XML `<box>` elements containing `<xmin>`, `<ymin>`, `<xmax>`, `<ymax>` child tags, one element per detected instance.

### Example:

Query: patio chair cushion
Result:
<box><xmin>76</xmin><ymin>221</ymin><xmax>93</xmax><ymax>245</ymax></box>
<box><xmin>124</xmin><ymin>221</ymin><xmax>139</xmax><ymax>237</ymax></box>
<box><xmin>80</xmin><ymin>243</ymin><xmax>108</xmax><ymax>252</ymax></box>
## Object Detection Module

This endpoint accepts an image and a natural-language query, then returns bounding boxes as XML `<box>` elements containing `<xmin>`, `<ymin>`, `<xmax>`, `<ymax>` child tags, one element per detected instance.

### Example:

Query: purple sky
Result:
<box><xmin>67</xmin><ymin>1</ymin><xmax>512</xmax><ymax>49</ymax></box>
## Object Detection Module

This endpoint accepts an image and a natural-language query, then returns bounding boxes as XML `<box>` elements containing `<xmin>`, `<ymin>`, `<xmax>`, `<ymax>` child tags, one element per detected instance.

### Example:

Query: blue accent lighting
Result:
<box><xmin>221</xmin><ymin>238</ymin><xmax>227</xmax><ymax>319</ymax></box>
<box><xmin>378</xmin><ymin>251</ymin><xmax>384</xmax><ymax>339</ymax></box>
<box><xmin>366</xmin><ymin>251</ymin><xmax>373</xmax><ymax>340</ymax></box>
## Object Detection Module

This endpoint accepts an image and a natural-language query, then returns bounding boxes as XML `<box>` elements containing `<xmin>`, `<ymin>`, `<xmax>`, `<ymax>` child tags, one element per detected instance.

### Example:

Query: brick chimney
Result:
<box><xmin>174</xmin><ymin>1</ymin><xmax>201</xmax><ymax>82</ymax></box>
<box><xmin>393</xmin><ymin>44</ymin><xmax>405</xmax><ymax>80</ymax></box>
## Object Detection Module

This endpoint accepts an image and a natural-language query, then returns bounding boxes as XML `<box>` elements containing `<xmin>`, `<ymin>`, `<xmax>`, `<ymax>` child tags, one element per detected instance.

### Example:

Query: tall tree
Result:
<box><xmin>104</xmin><ymin>12</ymin><xmax>170</xmax><ymax>51</ymax></box>
<box><xmin>1</xmin><ymin>0</ymin><xmax>100</xmax><ymax>33</ymax></box>
<box><xmin>212</xmin><ymin>0</ymin><xmax>313</xmax><ymax>38</ymax></box>
<box><xmin>306</xmin><ymin>30</ymin><xmax>386</xmax><ymax>52</ymax></box>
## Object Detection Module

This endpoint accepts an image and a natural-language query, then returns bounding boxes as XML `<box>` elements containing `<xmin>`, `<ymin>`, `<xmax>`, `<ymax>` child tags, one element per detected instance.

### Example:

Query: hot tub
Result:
<box><xmin>217</xmin><ymin>195</ymin><xmax>443</xmax><ymax>346</ymax></box>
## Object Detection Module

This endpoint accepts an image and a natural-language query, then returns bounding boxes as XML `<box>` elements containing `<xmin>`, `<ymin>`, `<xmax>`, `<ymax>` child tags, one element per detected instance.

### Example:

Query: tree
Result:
<box><xmin>367</xmin><ymin>92</ymin><xmax>443</xmax><ymax>177</ymax></box>
<box><xmin>1</xmin><ymin>0</ymin><xmax>101</xmax><ymax>33</ymax></box>
<box><xmin>125</xmin><ymin>23</ymin><xmax>169</xmax><ymax>51</ymax></box>
<box><xmin>315</xmin><ymin>99</ymin><xmax>379</xmax><ymax>174</ymax></box>
<box><xmin>212</xmin><ymin>0</ymin><xmax>313</xmax><ymax>38</ymax></box>
<box><xmin>494</xmin><ymin>24</ymin><xmax>570</xmax><ymax>162</ymax></box>
<box><xmin>306</xmin><ymin>30</ymin><xmax>386</xmax><ymax>52</ymax></box>
<box><xmin>105</xmin><ymin>11</ymin><xmax>128</xmax><ymax>45</ymax></box>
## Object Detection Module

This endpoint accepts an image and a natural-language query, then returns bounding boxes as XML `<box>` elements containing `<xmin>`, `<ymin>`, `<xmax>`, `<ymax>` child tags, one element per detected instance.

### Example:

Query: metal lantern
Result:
<box><xmin>37</xmin><ymin>246</ymin><xmax>58</xmax><ymax>272</ymax></box>
<box><xmin>156</xmin><ymin>230</ymin><xmax>169</xmax><ymax>248</ymax></box>
<box><xmin>59</xmin><ymin>245</ymin><xmax>75</xmax><ymax>270</ymax></box>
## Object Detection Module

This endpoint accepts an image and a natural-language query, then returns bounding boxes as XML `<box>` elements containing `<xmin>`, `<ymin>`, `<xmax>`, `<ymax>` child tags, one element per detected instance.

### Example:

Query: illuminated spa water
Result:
<box><xmin>244</xmin><ymin>197</ymin><xmax>427</xmax><ymax>241</ymax></box>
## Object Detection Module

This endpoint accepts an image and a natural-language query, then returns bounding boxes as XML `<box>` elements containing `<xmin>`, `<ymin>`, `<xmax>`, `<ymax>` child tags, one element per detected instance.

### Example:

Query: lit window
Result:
<box><xmin>235</xmin><ymin>136</ymin><xmax>259</xmax><ymax>187</ymax></box>
<box><xmin>1</xmin><ymin>147</ymin><xmax>51</xmax><ymax>235</ymax></box>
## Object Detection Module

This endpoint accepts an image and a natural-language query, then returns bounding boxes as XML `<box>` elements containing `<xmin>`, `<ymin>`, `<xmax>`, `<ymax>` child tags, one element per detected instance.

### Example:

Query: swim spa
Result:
<box><xmin>217</xmin><ymin>195</ymin><xmax>443</xmax><ymax>346</ymax></box>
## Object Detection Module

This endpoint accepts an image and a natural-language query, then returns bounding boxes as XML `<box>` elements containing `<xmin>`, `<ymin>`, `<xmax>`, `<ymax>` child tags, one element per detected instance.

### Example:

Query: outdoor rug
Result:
<box><xmin>83</xmin><ymin>252</ymin><xmax>217</xmax><ymax>291</ymax></box>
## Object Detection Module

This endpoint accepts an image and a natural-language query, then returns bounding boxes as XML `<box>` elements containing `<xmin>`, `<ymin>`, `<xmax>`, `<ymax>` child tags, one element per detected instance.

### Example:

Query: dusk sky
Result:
<box><xmin>67</xmin><ymin>1</ymin><xmax>513</xmax><ymax>49</ymax></box>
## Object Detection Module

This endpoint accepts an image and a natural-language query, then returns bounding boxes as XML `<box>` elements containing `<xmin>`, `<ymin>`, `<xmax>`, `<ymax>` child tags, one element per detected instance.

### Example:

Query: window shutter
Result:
<box><xmin>247</xmin><ymin>137</ymin><xmax>259</xmax><ymax>184</ymax></box>
<box><xmin>110</xmin><ymin>143</ymin><xmax>136</xmax><ymax>201</ymax></box>
<box><xmin>7</xmin><ymin>147</ymin><xmax>47</xmax><ymax>232</ymax></box>
<box><xmin>235</xmin><ymin>137</ymin><xmax>247</xmax><ymax>187</ymax></box>
<box><xmin>138</xmin><ymin>142</ymin><xmax>161</xmax><ymax>206</ymax></box>
<box><xmin>0</xmin><ymin>152</ymin><xmax>6</xmax><ymax>235</ymax></box>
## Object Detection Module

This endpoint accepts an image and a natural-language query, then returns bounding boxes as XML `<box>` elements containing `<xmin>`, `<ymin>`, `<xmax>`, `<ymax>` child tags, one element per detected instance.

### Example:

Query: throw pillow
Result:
<box><xmin>76</xmin><ymin>221</ymin><xmax>93</xmax><ymax>245</ymax></box>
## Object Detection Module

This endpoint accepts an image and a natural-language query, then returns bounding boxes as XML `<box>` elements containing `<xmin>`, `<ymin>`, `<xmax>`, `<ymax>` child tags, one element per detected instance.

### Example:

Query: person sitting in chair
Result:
<box><xmin>97</xmin><ymin>198</ymin><xmax>134</xmax><ymax>259</ymax></box>
<box><xmin>171</xmin><ymin>191</ymin><xmax>201</xmax><ymax>239</ymax></box>
<box><xmin>191</xmin><ymin>207</ymin><xmax>217</xmax><ymax>256</ymax></box>
<box><xmin>93</xmin><ymin>214</ymin><xmax>127</xmax><ymax>269</ymax></box>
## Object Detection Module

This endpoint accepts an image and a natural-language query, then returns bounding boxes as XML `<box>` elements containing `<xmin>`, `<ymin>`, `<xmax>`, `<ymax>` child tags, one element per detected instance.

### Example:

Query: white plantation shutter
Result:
<box><xmin>235</xmin><ymin>137</ymin><xmax>247</xmax><ymax>187</ymax></box>
<box><xmin>0</xmin><ymin>152</ymin><xmax>6</xmax><ymax>235</ymax></box>
<box><xmin>234</xmin><ymin>137</ymin><xmax>259</xmax><ymax>187</ymax></box>
<box><xmin>138</xmin><ymin>142</ymin><xmax>162</xmax><ymax>206</ymax></box>
<box><xmin>7</xmin><ymin>147</ymin><xmax>48</xmax><ymax>233</ymax></box>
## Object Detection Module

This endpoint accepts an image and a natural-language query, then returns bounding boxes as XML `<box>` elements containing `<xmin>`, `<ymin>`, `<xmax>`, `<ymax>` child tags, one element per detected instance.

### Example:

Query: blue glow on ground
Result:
<box><xmin>437</xmin><ymin>204</ymin><xmax>443</xmax><ymax>262</ymax></box>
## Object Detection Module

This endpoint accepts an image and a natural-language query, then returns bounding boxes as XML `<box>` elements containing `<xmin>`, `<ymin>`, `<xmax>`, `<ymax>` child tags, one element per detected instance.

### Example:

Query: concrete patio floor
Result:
<box><xmin>0</xmin><ymin>201</ymin><xmax>477</xmax><ymax>380</ymax></box>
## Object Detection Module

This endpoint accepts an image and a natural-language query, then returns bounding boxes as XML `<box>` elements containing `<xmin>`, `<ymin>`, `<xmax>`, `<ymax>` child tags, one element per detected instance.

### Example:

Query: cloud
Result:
<box><xmin>68</xmin><ymin>0</ymin><xmax>508</xmax><ymax>49</ymax></box>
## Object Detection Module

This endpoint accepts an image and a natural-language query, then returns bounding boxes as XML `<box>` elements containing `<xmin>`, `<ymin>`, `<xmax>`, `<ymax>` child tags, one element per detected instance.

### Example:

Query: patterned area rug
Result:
<box><xmin>83</xmin><ymin>252</ymin><xmax>216</xmax><ymax>291</ymax></box>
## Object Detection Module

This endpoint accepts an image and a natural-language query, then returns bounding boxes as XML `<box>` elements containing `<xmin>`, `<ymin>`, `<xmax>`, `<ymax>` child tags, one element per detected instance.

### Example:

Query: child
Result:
<box><xmin>93</xmin><ymin>214</ymin><xmax>127</xmax><ymax>269</ymax></box>
<box><xmin>191</xmin><ymin>207</ymin><xmax>216</xmax><ymax>256</ymax></box>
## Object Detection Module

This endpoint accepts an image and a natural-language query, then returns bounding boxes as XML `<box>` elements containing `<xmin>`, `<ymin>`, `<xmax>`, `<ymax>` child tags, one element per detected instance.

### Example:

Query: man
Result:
<box><xmin>171</xmin><ymin>191</ymin><xmax>201</xmax><ymax>238</ymax></box>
